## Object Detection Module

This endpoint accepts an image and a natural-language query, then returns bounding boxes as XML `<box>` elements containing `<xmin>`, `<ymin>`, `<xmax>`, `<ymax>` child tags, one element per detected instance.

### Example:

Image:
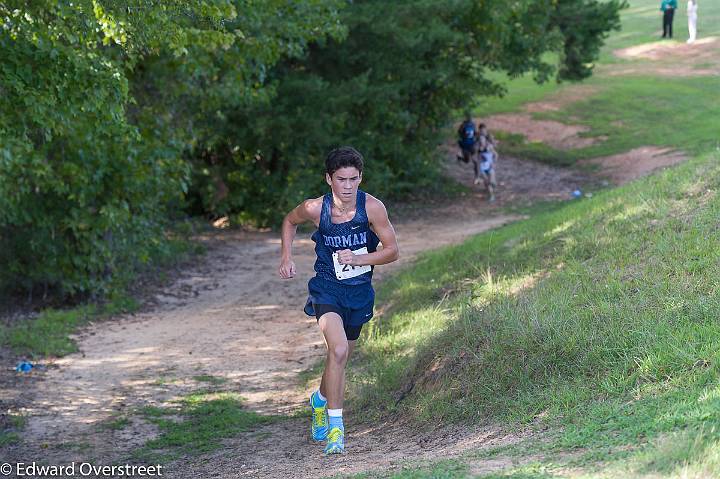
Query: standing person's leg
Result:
<box><xmin>688</xmin><ymin>9</ymin><xmax>697</xmax><ymax>43</ymax></box>
<box><xmin>663</xmin><ymin>10</ymin><xmax>670</xmax><ymax>37</ymax></box>
<box><xmin>668</xmin><ymin>9</ymin><xmax>674</xmax><ymax>38</ymax></box>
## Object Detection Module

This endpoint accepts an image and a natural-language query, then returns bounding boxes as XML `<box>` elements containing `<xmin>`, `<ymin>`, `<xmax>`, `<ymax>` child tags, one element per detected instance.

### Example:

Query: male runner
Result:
<box><xmin>278</xmin><ymin>146</ymin><xmax>400</xmax><ymax>454</ymax></box>
<box><xmin>457</xmin><ymin>113</ymin><xmax>479</xmax><ymax>168</ymax></box>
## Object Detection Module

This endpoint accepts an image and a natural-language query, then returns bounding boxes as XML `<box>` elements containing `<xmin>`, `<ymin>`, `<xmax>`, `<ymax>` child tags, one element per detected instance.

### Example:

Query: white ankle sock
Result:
<box><xmin>327</xmin><ymin>409</ymin><xmax>343</xmax><ymax>429</ymax></box>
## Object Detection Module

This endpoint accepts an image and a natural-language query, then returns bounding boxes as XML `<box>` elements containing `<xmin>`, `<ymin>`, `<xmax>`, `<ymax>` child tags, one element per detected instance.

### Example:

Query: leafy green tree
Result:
<box><xmin>0</xmin><ymin>0</ymin><xmax>344</xmax><ymax>298</ymax></box>
<box><xmin>191</xmin><ymin>0</ymin><xmax>627</xmax><ymax>227</ymax></box>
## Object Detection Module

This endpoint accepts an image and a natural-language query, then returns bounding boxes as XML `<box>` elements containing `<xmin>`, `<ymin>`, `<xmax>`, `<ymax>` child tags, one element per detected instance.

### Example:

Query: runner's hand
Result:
<box><xmin>336</xmin><ymin>249</ymin><xmax>357</xmax><ymax>266</ymax></box>
<box><xmin>279</xmin><ymin>259</ymin><xmax>296</xmax><ymax>279</ymax></box>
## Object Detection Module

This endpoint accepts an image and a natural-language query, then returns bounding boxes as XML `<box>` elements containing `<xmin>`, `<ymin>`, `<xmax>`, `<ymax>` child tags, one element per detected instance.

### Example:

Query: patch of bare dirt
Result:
<box><xmin>171</xmin><ymin>419</ymin><xmax>527</xmax><ymax>478</ymax></box>
<box><xmin>479</xmin><ymin>114</ymin><xmax>599</xmax><ymax>150</ymax></box>
<box><xmin>524</xmin><ymin>85</ymin><xmax>600</xmax><ymax>113</ymax></box>
<box><xmin>442</xmin><ymin>143</ymin><xmax>594</xmax><ymax>202</ymax></box>
<box><xmin>610</xmin><ymin>36</ymin><xmax>720</xmax><ymax>77</ymax></box>
<box><xmin>477</xmin><ymin>84</ymin><xmax>605</xmax><ymax>151</ymax></box>
<box><xmin>581</xmin><ymin>146</ymin><xmax>688</xmax><ymax>184</ymax></box>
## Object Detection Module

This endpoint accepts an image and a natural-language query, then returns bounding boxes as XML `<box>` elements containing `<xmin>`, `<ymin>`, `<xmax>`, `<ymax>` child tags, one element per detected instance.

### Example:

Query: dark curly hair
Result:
<box><xmin>325</xmin><ymin>146</ymin><xmax>364</xmax><ymax>176</ymax></box>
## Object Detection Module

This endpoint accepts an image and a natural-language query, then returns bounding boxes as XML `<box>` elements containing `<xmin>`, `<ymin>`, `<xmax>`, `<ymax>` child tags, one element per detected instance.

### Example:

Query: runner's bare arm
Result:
<box><xmin>279</xmin><ymin>198</ymin><xmax>322</xmax><ymax>279</ymax></box>
<box><xmin>336</xmin><ymin>196</ymin><xmax>399</xmax><ymax>267</ymax></box>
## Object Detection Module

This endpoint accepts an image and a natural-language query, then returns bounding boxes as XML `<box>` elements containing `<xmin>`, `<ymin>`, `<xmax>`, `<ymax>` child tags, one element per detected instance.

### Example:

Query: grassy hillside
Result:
<box><xmin>355</xmin><ymin>151</ymin><xmax>720</xmax><ymax>474</ymax></box>
<box><xmin>350</xmin><ymin>1</ymin><xmax>720</xmax><ymax>477</ymax></box>
<box><xmin>490</xmin><ymin>74</ymin><xmax>720</xmax><ymax>167</ymax></box>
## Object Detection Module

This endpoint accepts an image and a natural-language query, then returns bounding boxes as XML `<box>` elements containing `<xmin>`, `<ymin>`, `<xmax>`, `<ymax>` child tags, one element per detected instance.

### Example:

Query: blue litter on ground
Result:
<box><xmin>16</xmin><ymin>361</ymin><xmax>34</xmax><ymax>373</ymax></box>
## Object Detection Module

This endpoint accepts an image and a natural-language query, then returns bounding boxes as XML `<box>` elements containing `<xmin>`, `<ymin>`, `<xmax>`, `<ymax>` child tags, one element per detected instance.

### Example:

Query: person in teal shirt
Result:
<box><xmin>661</xmin><ymin>0</ymin><xmax>678</xmax><ymax>38</ymax></box>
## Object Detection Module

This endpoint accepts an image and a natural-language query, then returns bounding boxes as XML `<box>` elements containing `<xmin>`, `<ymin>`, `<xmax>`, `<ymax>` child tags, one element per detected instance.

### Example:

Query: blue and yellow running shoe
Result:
<box><xmin>324</xmin><ymin>426</ymin><xmax>345</xmax><ymax>454</ymax></box>
<box><xmin>310</xmin><ymin>392</ymin><xmax>328</xmax><ymax>441</ymax></box>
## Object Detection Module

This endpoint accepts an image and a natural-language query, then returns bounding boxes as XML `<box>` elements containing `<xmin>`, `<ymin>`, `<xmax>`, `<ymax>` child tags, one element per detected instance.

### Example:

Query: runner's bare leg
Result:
<box><xmin>318</xmin><ymin>313</ymin><xmax>356</xmax><ymax>409</ymax></box>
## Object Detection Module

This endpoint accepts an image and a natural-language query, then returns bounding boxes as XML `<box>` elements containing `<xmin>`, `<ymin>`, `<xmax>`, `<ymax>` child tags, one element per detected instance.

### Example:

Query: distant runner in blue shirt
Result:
<box><xmin>457</xmin><ymin>112</ymin><xmax>480</xmax><ymax>181</ymax></box>
<box><xmin>279</xmin><ymin>146</ymin><xmax>399</xmax><ymax>455</ymax></box>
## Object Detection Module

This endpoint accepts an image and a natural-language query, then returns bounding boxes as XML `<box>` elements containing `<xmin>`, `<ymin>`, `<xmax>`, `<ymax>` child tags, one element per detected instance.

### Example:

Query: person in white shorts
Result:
<box><xmin>477</xmin><ymin>124</ymin><xmax>498</xmax><ymax>202</ymax></box>
<box><xmin>687</xmin><ymin>0</ymin><xmax>698</xmax><ymax>44</ymax></box>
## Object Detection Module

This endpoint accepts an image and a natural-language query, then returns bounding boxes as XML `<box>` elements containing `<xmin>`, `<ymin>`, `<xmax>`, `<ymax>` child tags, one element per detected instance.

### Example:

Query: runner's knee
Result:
<box><xmin>329</xmin><ymin>341</ymin><xmax>349</xmax><ymax>364</ymax></box>
<box><xmin>318</xmin><ymin>311</ymin><xmax>343</xmax><ymax>332</ymax></box>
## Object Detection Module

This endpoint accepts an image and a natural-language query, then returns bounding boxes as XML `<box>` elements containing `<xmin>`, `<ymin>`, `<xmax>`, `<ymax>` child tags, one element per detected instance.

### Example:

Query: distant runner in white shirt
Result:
<box><xmin>477</xmin><ymin>123</ymin><xmax>499</xmax><ymax>202</ymax></box>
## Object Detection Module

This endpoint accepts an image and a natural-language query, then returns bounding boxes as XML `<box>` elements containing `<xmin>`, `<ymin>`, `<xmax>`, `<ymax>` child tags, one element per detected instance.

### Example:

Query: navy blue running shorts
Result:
<box><xmin>303</xmin><ymin>276</ymin><xmax>375</xmax><ymax>341</ymax></box>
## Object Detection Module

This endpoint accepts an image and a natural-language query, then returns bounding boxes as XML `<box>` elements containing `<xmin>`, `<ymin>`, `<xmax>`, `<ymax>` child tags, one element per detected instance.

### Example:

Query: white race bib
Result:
<box><xmin>332</xmin><ymin>247</ymin><xmax>371</xmax><ymax>280</ymax></box>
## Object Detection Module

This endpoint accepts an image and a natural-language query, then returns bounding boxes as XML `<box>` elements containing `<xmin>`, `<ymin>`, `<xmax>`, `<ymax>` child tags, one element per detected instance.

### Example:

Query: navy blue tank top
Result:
<box><xmin>311</xmin><ymin>190</ymin><xmax>380</xmax><ymax>285</ymax></box>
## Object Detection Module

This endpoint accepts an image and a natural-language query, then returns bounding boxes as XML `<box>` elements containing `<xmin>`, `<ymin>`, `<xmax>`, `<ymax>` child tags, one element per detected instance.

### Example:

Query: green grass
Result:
<box><xmin>350</xmin><ymin>148</ymin><xmax>720</xmax><ymax>477</ymax></box>
<box><xmin>0</xmin><ymin>230</ymin><xmax>205</xmax><ymax>359</ymax></box>
<box><xmin>0</xmin><ymin>296</ymin><xmax>141</xmax><ymax>358</ymax></box>
<box><xmin>540</xmin><ymin>75</ymin><xmax>720</xmax><ymax>158</ymax></box>
<box><xmin>475</xmin><ymin>1</ymin><xmax>720</xmax><ymax>116</ymax></box>
<box><xmin>477</xmin><ymin>74</ymin><xmax>719</xmax><ymax>168</ymax></box>
<box><xmin>99</xmin><ymin>416</ymin><xmax>131</xmax><ymax>431</ymax></box>
<box><xmin>134</xmin><ymin>391</ymin><xmax>275</xmax><ymax>463</ymax></box>
<box><xmin>0</xmin><ymin>305</ymin><xmax>99</xmax><ymax>358</ymax></box>
<box><xmin>346</xmin><ymin>458</ymin><xmax>562</xmax><ymax>479</ymax></box>
<box><xmin>192</xmin><ymin>374</ymin><xmax>227</xmax><ymax>385</ymax></box>
<box><xmin>601</xmin><ymin>0</ymin><xmax>720</xmax><ymax>55</ymax></box>
<box><xmin>469</xmin><ymin>0</ymin><xmax>720</xmax><ymax>171</ymax></box>
<box><xmin>349</xmin><ymin>460</ymin><xmax>470</xmax><ymax>478</ymax></box>
<box><xmin>0</xmin><ymin>413</ymin><xmax>25</xmax><ymax>446</ymax></box>
<box><xmin>492</xmin><ymin>132</ymin><xmax>580</xmax><ymax>167</ymax></box>
<box><xmin>474</xmin><ymin>68</ymin><xmax>563</xmax><ymax>116</ymax></box>
<box><xmin>297</xmin><ymin>359</ymin><xmax>326</xmax><ymax>390</ymax></box>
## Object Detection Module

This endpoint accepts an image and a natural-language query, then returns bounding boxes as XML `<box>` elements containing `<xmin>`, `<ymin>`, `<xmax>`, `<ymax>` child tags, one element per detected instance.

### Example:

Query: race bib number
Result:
<box><xmin>333</xmin><ymin>247</ymin><xmax>371</xmax><ymax>280</ymax></box>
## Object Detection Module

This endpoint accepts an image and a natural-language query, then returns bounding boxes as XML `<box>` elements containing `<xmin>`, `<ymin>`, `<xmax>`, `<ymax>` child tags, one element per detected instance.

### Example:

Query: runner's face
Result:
<box><xmin>326</xmin><ymin>167</ymin><xmax>362</xmax><ymax>201</ymax></box>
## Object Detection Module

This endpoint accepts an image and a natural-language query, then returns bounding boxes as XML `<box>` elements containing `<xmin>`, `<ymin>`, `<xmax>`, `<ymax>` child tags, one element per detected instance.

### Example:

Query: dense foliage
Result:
<box><xmin>0</xmin><ymin>0</ymin><xmax>343</xmax><ymax>298</ymax></box>
<box><xmin>0</xmin><ymin>0</ymin><xmax>624</xmax><ymax>299</ymax></box>
<box><xmin>188</xmin><ymin>0</ymin><xmax>626</xmax><ymax>226</ymax></box>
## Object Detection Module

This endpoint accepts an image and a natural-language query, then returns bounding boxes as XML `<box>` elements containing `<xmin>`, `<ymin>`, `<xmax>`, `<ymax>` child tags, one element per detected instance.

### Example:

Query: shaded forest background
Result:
<box><xmin>0</xmin><ymin>0</ymin><xmax>625</xmax><ymax>299</ymax></box>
